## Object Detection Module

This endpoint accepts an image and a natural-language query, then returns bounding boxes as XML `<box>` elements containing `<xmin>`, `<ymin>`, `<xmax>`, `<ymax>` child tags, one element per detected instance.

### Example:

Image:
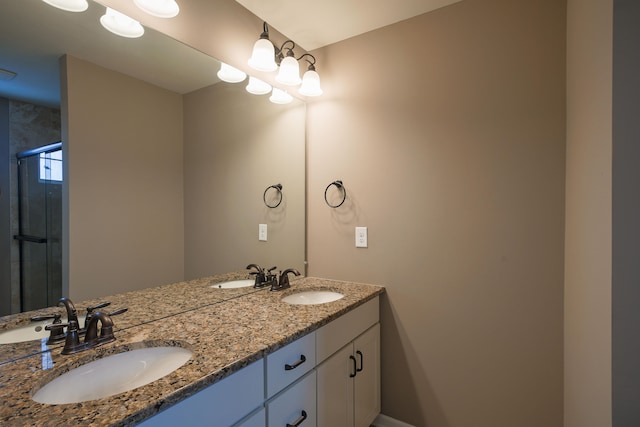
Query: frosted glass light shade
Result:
<box><xmin>269</xmin><ymin>88</ymin><xmax>293</xmax><ymax>104</ymax></box>
<box><xmin>246</xmin><ymin>77</ymin><xmax>272</xmax><ymax>95</ymax></box>
<box><xmin>248</xmin><ymin>39</ymin><xmax>277</xmax><ymax>72</ymax></box>
<box><xmin>41</xmin><ymin>0</ymin><xmax>88</xmax><ymax>12</ymax></box>
<box><xmin>100</xmin><ymin>8</ymin><xmax>144</xmax><ymax>38</ymax></box>
<box><xmin>217</xmin><ymin>63</ymin><xmax>246</xmax><ymax>83</ymax></box>
<box><xmin>275</xmin><ymin>56</ymin><xmax>301</xmax><ymax>86</ymax></box>
<box><xmin>134</xmin><ymin>0</ymin><xmax>180</xmax><ymax>18</ymax></box>
<box><xmin>299</xmin><ymin>70</ymin><xmax>323</xmax><ymax>97</ymax></box>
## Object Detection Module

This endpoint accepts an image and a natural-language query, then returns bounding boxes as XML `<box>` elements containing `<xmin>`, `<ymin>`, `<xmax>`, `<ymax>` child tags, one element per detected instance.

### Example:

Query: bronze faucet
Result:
<box><xmin>247</xmin><ymin>264</ymin><xmax>278</xmax><ymax>288</ymax></box>
<box><xmin>271</xmin><ymin>268</ymin><xmax>301</xmax><ymax>291</ymax></box>
<box><xmin>47</xmin><ymin>308</ymin><xmax>128</xmax><ymax>355</ymax></box>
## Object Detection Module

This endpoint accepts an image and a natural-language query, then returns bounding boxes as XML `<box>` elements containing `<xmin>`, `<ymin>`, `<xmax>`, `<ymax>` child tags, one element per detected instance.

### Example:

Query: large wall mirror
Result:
<box><xmin>0</xmin><ymin>0</ymin><xmax>306</xmax><ymax>318</ymax></box>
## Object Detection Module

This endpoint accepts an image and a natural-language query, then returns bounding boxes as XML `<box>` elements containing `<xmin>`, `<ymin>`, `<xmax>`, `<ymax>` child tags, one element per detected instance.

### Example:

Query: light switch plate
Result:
<box><xmin>259</xmin><ymin>224</ymin><xmax>267</xmax><ymax>241</ymax></box>
<box><xmin>355</xmin><ymin>226</ymin><xmax>368</xmax><ymax>248</ymax></box>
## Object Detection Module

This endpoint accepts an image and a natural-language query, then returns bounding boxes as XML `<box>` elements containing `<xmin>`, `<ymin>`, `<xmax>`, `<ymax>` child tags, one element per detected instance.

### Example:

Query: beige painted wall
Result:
<box><xmin>306</xmin><ymin>0</ymin><xmax>566</xmax><ymax>425</ymax></box>
<box><xmin>564</xmin><ymin>1</ymin><xmax>612</xmax><ymax>426</ymax></box>
<box><xmin>61</xmin><ymin>55</ymin><xmax>184</xmax><ymax>301</ymax></box>
<box><xmin>87</xmin><ymin>0</ymin><xmax>569</xmax><ymax>425</ymax></box>
<box><xmin>183</xmin><ymin>82</ymin><xmax>305</xmax><ymax>278</ymax></box>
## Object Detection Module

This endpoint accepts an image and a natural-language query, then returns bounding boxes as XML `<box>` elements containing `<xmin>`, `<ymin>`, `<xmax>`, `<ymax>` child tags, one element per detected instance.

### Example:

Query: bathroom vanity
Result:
<box><xmin>0</xmin><ymin>273</ymin><xmax>384</xmax><ymax>426</ymax></box>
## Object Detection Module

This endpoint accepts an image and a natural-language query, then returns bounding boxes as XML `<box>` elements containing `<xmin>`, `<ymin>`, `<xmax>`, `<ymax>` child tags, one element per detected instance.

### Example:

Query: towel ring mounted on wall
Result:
<box><xmin>324</xmin><ymin>180</ymin><xmax>346</xmax><ymax>208</ymax></box>
<box><xmin>263</xmin><ymin>183</ymin><xmax>283</xmax><ymax>208</ymax></box>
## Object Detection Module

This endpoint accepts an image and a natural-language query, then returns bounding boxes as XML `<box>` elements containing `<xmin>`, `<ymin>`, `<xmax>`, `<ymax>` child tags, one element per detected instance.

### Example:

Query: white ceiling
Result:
<box><xmin>234</xmin><ymin>0</ymin><xmax>464</xmax><ymax>51</ymax></box>
<box><xmin>0</xmin><ymin>0</ymin><xmax>221</xmax><ymax>108</ymax></box>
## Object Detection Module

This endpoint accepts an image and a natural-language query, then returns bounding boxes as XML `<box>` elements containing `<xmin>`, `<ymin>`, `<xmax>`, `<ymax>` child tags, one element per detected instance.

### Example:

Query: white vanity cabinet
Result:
<box><xmin>137</xmin><ymin>297</ymin><xmax>380</xmax><ymax>427</ymax></box>
<box><xmin>316</xmin><ymin>298</ymin><xmax>380</xmax><ymax>427</ymax></box>
<box><xmin>137</xmin><ymin>359</ymin><xmax>265</xmax><ymax>427</ymax></box>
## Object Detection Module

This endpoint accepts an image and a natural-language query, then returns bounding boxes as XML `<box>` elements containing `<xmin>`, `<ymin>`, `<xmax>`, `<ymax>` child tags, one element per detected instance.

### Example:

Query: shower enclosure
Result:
<box><xmin>14</xmin><ymin>142</ymin><xmax>62</xmax><ymax>312</ymax></box>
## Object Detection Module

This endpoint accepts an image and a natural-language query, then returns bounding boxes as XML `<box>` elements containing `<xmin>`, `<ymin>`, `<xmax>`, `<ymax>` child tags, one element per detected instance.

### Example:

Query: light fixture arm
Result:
<box><xmin>259</xmin><ymin>21</ymin><xmax>270</xmax><ymax>39</ymax></box>
<box><xmin>275</xmin><ymin>40</ymin><xmax>296</xmax><ymax>64</ymax></box>
<box><xmin>297</xmin><ymin>53</ymin><xmax>317</xmax><ymax>71</ymax></box>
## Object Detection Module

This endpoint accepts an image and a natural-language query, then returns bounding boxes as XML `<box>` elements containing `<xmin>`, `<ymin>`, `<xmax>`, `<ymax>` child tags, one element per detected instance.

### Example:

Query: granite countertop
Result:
<box><xmin>0</xmin><ymin>275</ymin><xmax>384</xmax><ymax>426</ymax></box>
<box><xmin>0</xmin><ymin>271</ymin><xmax>261</xmax><ymax>364</ymax></box>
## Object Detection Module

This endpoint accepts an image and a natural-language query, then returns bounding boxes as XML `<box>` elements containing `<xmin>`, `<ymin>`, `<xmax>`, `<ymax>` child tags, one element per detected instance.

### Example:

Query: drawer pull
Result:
<box><xmin>286</xmin><ymin>410</ymin><xmax>308</xmax><ymax>427</ymax></box>
<box><xmin>349</xmin><ymin>355</ymin><xmax>357</xmax><ymax>378</ymax></box>
<box><xmin>356</xmin><ymin>350</ymin><xmax>364</xmax><ymax>372</ymax></box>
<box><xmin>285</xmin><ymin>354</ymin><xmax>307</xmax><ymax>371</ymax></box>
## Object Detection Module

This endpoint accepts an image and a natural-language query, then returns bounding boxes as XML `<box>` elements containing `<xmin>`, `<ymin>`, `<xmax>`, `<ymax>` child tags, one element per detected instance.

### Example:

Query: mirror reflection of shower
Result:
<box><xmin>14</xmin><ymin>143</ymin><xmax>63</xmax><ymax>312</ymax></box>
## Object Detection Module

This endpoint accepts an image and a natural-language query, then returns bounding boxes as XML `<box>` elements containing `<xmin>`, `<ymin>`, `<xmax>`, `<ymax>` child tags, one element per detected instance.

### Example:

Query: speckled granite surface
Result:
<box><xmin>0</xmin><ymin>275</ymin><xmax>384</xmax><ymax>426</ymax></box>
<box><xmin>0</xmin><ymin>271</ymin><xmax>260</xmax><ymax>363</ymax></box>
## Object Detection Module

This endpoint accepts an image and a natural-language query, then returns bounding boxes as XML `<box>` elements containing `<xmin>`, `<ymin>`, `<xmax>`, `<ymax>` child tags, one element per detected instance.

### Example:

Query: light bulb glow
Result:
<box><xmin>246</xmin><ymin>77</ymin><xmax>272</xmax><ymax>95</ymax></box>
<box><xmin>248</xmin><ymin>39</ymin><xmax>277</xmax><ymax>72</ymax></box>
<box><xmin>100</xmin><ymin>8</ymin><xmax>144</xmax><ymax>38</ymax></box>
<box><xmin>269</xmin><ymin>88</ymin><xmax>293</xmax><ymax>104</ymax></box>
<box><xmin>217</xmin><ymin>63</ymin><xmax>246</xmax><ymax>83</ymax></box>
<box><xmin>299</xmin><ymin>69</ymin><xmax>323</xmax><ymax>97</ymax></box>
<box><xmin>133</xmin><ymin>0</ymin><xmax>180</xmax><ymax>18</ymax></box>
<box><xmin>41</xmin><ymin>0</ymin><xmax>88</xmax><ymax>12</ymax></box>
<box><xmin>275</xmin><ymin>56</ymin><xmax>301</xmax><ymax>86</ymax></box>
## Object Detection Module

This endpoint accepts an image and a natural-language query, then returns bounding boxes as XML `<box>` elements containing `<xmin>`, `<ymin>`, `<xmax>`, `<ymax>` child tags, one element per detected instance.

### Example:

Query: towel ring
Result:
<box><xmin>324</xmin><ymin>180</ymin><xmax>346</xmax><ymax>208</ymax></box>
<box><xmin>263</xmin><ymin>184</ymin><xmax>283</xmax><ymax>208</ymax></box>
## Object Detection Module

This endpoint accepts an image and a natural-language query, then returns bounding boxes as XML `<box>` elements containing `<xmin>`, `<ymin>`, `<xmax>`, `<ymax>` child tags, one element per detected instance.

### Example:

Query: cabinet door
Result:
<box><xmin>268</xmin><ymin>371</ymin><xmax>317</xmax><ymax>427</ymax></box>
<box><xmin>354</xmin><ymin>324</ymin><xmax>380</xmax><ymax>427</ymax></box>
<box><xmin>316</xmin><ymin>344</ymin><xmax>354</xmax><ymax>427</ymax></box>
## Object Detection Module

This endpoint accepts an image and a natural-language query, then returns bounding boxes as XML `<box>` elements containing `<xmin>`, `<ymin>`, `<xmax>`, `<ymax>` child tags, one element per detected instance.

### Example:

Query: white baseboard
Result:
<box><xmin>372</xmin><ymin>413</ymin><xmax>416</xmax><ymax>427</ymax></box>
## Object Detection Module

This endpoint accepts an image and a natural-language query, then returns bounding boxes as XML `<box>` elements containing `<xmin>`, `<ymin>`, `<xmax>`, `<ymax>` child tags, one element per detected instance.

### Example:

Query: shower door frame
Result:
<box><xmin>14</xmin><ymin>141</ymin><xmax>63</xmax><ymax>312</ymax></box>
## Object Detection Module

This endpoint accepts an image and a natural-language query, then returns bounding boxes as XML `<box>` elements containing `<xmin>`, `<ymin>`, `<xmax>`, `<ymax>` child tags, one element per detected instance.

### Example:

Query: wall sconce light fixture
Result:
<box><xmin>134</xmin><ymin>0</ymin><xmax>180</xmax><ymax>18</ymax></box>
<box><xmin>100</xmin><ymin>7</ymin><xmax>144</xmax><ymax>38</ymax></box>
<box><xmin>248</xmin><ymin>22</ymin><xmax>323</xmax><ymax>98</ymax></box>
<box><xmin>40</xmin><ymin>0</ymin><xmax>88</xmax><ymax>12</ymax></box>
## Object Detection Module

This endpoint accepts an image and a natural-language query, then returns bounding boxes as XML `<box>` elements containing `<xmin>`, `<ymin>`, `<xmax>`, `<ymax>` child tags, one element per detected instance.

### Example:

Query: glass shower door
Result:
<box><xmin>14</xmin><ymin>143</ymin><xmax>62</xmax><ymax>312</ymax></box>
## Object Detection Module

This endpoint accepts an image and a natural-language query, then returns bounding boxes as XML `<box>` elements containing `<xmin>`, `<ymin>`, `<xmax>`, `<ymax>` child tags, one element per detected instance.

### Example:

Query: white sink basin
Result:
<box><xmin>0</xmin><ymin>315</ymin><xmax>87</xmax><ymax>345</ymax></box>
<box><xmin>209</xmin><ymin>279</ymin><xmax>254</xmax><ymax>289</ymax></box>
<box><xmin>32</xmin><ymin>345</ymin><xmax>193</xmax><ymax>404</ymax></box>
<box><xmin>281</xmin><ymin>290</ymin><xmax>345</xmax><ymax>305</ymax></box>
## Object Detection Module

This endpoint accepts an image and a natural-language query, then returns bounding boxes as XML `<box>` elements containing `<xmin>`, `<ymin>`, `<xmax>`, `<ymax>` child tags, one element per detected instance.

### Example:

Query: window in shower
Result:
<box><xmin>39</xmin><ymin>149</ymin><xmax>62</xmax><ymax>183</ymax></box>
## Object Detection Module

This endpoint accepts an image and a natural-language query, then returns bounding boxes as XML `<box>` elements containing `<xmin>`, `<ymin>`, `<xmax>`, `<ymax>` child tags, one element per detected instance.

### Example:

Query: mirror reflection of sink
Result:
<box><xmin>209</xmin><ymin>279</ymin><xmax>254</xmax><ymax>289</ymax></box>
<box><xmin>0</xmin><ymin>315</ymin><xmax>87</xmax><ymax>345</ymax></box>
<box><xmin>281</xmin><ymin>290</ymin><xmax>345</xmax><ymax>305</ymax></box>
<box><xmin>32</xmin><ymin>345</ymin><xmax>193</xmax><ymax>404</ymax></box>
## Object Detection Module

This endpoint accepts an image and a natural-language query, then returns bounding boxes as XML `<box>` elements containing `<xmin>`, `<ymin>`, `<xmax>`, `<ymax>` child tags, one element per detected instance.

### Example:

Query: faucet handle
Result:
<box><xmin>83</xmin><ymin>302</ymin><xmax>111</xmax><ymax>330</ymax></box>
<box><xmin>108</xmin><ymin>307</ymin><xmax>128</xmax><ymax>317</ymax></box>
<box><xmin>32</xmin><ymin>314</ymin><xmax>65</xmax><ymax>344</ymax></box>
<box><xmin>86</xmin><ymin>301</ymin><xmax>111</xmax><ymax>314</ymax></box>
<box><xmin>31</xmin><ymin>313</ymin><xmax>62</xmax><ymax>324</ymax></box>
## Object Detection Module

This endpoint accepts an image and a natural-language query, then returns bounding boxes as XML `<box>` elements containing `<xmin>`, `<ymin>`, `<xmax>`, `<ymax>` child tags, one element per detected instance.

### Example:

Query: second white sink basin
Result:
<box><xmin>281</xmin><ymin>290</ymin><xmax>345</xmax><ymax>305</ymax></box>
<box><xmin>32</xmin><ymin>345</ymin><xmax>193</xmax><ymax>404</ymax></box>
<box><xmin>209</xmin><ymin>279</ymin><xmax>254</xmax><ymax>289</ymax></box>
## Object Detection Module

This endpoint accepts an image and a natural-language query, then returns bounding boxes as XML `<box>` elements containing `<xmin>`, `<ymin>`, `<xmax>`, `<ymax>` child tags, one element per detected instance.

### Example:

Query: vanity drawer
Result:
<box><xmin>267</xmin><ymin>371</ymin><xmax>317</xmax><ymax>427</ymax></box>
<box><xmin>266</xmin><ymin>331</ymin><xmax>316</xmax><ymax>397</ymax></box>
